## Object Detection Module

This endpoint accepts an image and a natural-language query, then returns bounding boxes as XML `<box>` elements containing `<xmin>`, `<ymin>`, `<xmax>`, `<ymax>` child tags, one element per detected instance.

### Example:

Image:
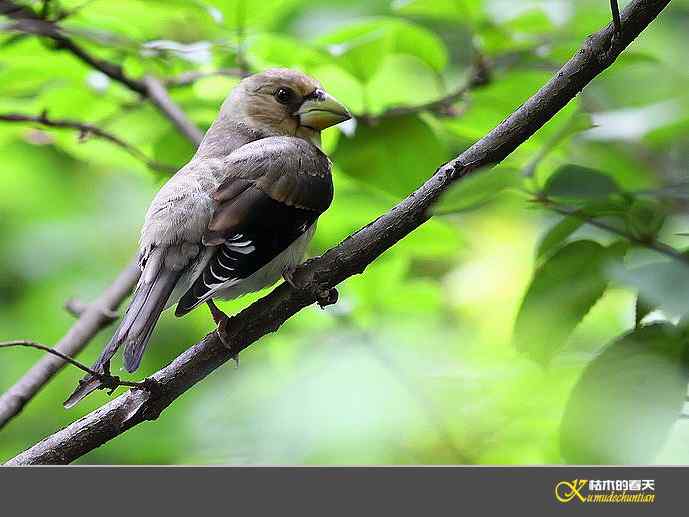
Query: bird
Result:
<box><xmin>64</xmin><ymin>68</ymin><xmax>351</xmax><ymax>408</ymax></box>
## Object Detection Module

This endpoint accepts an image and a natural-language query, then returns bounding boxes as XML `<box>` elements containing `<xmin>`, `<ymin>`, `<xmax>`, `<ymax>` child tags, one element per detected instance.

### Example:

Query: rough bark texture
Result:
<box><xmin>0</xmin><ymin>262</ymin><xmax>140</xmax><ymax>430</ymax></box>
<box><xmin>4</xmin><ymin>0</ymin><xmax>671</xmax><ymax>465</ymax></box>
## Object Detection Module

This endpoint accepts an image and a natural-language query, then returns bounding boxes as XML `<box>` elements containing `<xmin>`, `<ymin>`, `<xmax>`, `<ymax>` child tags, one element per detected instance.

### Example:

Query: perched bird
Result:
<box><xmin>64</xmin><ymin>68</ymin><xmax>351</xmax><ymax>408</ymax></box>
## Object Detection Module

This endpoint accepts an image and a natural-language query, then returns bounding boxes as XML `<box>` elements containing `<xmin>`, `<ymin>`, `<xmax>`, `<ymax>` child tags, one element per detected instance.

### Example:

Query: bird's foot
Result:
<box><xmin>283</xmin><ymin>265</ymin><xmax>337</xmax><ymax>308</ymax></box>
<box><xmin>206</xmin><ymin>300</ymin><xmax>239</xmax><ymax>367</ymax></box>
<box><xmin>316</xmin><ymin>287</ymin><xmax>338</xmax><ymax>309</ymax></box>
<box><xmin>282</xmin><ymin>265</ymin><xmax>300</xmax><ymax>289</ymax></box>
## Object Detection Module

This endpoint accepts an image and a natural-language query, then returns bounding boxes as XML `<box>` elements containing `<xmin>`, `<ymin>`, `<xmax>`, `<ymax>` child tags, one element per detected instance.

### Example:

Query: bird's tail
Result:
<box><xmin>64</xmin><ymin>258</ymin><xmax>181</xmax><ymax>408</ymax></box>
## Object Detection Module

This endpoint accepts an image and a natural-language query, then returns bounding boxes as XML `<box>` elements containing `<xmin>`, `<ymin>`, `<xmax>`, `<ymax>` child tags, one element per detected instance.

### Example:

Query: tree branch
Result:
<box><xmin>534</xmin><ymin>197</ymin><xmax>689</xmax><ymax>265</ymax></box>
<box><xmin>0</xmin><ymin>0</ymin><xmax>200</xmax><ymax>425</ymax></box>
<box><xmin>358</xmin><ymin>55</ymin><xmax>491</xmax><ymax>125</ymax></box>
<box><xmin>0</xmin><ymin>112</ymin><xmax>175</xmax><ymax>173</ymax></box>
<box><xmin>0</xmin><ymin>341</ymin><xmax>107</xmax><ymax>378</ymax></box>
<box><xmin>142</xmin><ymin>76</ymin><xmax>204</xmax><ymax>146</ymax></box>
<box><xmin>0</xmin><ymin>0</ymin><xmax>204</xmax><ymax>144</ymax></box>
<box><xmin>0</xmin><ymin>341</ymin><xmax>158</xmax><ymax>392</ymax></box>
<box><xmin>0</xmin><ymin>261</ymin><xmax>141</xmax><ymax>430</ymax></box>
<box><xmin>3</xmin><ymin>0</ymin><xmax>670</xmax><ymax>465</ymax></box>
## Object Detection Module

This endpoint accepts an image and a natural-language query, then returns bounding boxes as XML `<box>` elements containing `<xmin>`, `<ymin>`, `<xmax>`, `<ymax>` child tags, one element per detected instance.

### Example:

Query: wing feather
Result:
<box><xmin>175</xmin><ymin>137</ymin><xmax>332</xmax><ymax>316</ymax></box>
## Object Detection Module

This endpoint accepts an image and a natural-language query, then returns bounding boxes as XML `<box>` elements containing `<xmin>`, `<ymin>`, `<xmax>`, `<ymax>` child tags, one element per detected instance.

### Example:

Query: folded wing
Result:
<box><xmin>175</xmin><ymin>137</ymin><xmax>332</xmax><ymax>315</ymax></box>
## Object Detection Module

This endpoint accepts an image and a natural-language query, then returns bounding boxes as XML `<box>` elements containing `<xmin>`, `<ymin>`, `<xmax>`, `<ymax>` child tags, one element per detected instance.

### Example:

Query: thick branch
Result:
<box><xmin>0</xmin><ymin>261</ymin><xmax>141</xmax><ymax>430</ymax></box>
<box><xmin>0</xmin><ymin>112</ymin><xmax>175</xmax><ymax>173</ymax></box>
<box><xmin>4</xmin><ymin>0</ymin><xmax>671</xmax><ymax>465</ymax></box>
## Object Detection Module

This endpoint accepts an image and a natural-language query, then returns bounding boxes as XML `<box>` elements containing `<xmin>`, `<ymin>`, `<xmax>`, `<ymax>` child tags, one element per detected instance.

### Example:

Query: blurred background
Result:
<box><xmin>1</xmin><ymin>0</ymin><xmax>689</xmax><ymax>465</ymax></box>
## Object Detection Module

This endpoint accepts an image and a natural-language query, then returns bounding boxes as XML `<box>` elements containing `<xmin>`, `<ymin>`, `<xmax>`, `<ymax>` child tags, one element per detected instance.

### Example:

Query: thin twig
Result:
<box><xmin>1</xmin><ymin>17</ymin><xmax>145</xmax><ymax>94</ymax></box>
<box><xmin>64</xmin><ymin>298</ymin><xmax>118</xmax><ymax>321</ymax></box>
<box><xmin>0</xmin><ymin>341</ymin><xmax>100</xmax><ymax>377</ymax></box>
<box><xmin>535</xmin><ymin>197</ymin><xmax>689</xmax><ymax>265</ymax></box>
<box><xmin>1</xmin><ymin>0</ymin><xmax>204</xmax><ymax>143</ymax></box>
<box><xmin>358</xmin><ymin>54</ymin><xmax>491</xmax><ymax>125</ymax></box>
<box><xmin>143</xmin><ymin>75</ymin><xmax>204</xmax><ymax>146</ymax></box>
<box><xmin>2</xmin><ymin>0</ymin><xmax>671</xmax><ymax>465</ymax></box>
<box><xmin>0</xmin><ymin>260</ymin><xmax>141</xmax><ymax>430</ymax></box>
<box><xmin>0</xmin><ymin>341</ymin><xmax>151</xmax><ymax>391</ymax></box>
<box><xmin>0</xmin><ymin>112</ymin><xmax>175</xmax><ymax>173</ymax></box>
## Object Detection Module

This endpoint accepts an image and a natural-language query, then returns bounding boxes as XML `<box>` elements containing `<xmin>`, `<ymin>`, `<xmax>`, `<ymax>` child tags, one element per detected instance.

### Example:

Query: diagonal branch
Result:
<box><xmin>0</xmin><ymin>112</ymin><xmax>175</xmax><ymax>174</ymax></box>
<box><xmin>0</xmin><ymin>0</ymin><xmax>204</xmax><ymax>419</ymax></box>
<box><xmin>534</xmin><ymin>197</ymin><xmax>689</xmax><ymax>265</ymax></box>
<box><xmin>0</xmin><ymin>0</ymin><xmax>203</xmax><ymax>145</ymax></box>
<box><xmin>0</xmin><ymin>260</ymin><xmax>141</xmax><ymax>430</ymax></box>
<box><xmin>0</xmin><ymin>341</ymin><xmax>103</xmax><ymax>377</ymax></box>
<box><xmin>142</xmin><ymin>76</ymin><xmax>204</xmax><ymax>145</ymax></box>
<box><xmin>3</xmin><ymin>0</ymin><xmax>670</xmax><ymax>465</ymax></box>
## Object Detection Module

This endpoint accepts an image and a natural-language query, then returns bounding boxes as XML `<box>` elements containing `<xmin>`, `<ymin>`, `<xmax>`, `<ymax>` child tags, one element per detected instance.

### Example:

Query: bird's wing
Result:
<box><xmin>175</xmin><ymin>136</ymin><xmax>332</xmax><ymax>315</ymax></box>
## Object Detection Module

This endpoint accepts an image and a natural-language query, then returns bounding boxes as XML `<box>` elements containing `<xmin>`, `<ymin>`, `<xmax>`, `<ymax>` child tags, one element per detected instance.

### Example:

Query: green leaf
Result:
<box><xmin>152</xmin><ymin>128</ymin><xmax>195</xmax><ymax>169</ymax></box>
<box><xmin>211</xmin><ymin>0</ymin><xmax>302</xmax><ymax>31</ymax></box>
<box><xmin>245</xmin><ymin>33</ymin><xmax>332</xmax><ymax>71</ymax></box>
<box><xmin>560</xmin><ymin>324</ymin><xmax>689</xmax><ymax>464</ymax></box>
<box><xmin>433</xmin><ymin>166</ymin><xmax>521</xmax><ymax>214</ymax></box>
<box><xmin>624</xmin><ymin>198</ymin><xmax>666</xmax><ymax>241</ymax></box>
<box><xmin>635</xmin><ymin>295</ymin><xmax>657</xmax><ymax>327</ymax></box>
<box><xmin>333</xmin><ymin>115</ymin><xmax>448</xmax><ymax>198</ymax></box>
<box><xmin>525</xmin><ymin>111</ymin><xmax>594</xmax><ymax>178</ymax></box>
<box><xmin>363</xmin><ymin>54</ymin><xmax>444</xmax><ymax>116</ymax></box>
<box><xmin>318</xmin><ymin>19</ymin><xmax>448</xmax><ymax>82</ymax></box>
<box><xmin>611</xmin><ymin>260</ymin><xmax>689</xmax><ymax>320</ymax></box>
<box><xmin>543</xmin><ymin>164</ymin><xmax>621</xmax><ymax>201</ymax></box>
<box><xmin>514</xmin><ymin>240</ymin><xmax>626</xmax><ymax>365</ymax></box>
<box><xmin>536</xmin><ymin>216</ymin><xmax>583</xmax><ymax>259</ymax></box>
<box><xmin>393</xmin><ymin>0</ymin><xmax>484</xmax><ymax>23</ymax></box>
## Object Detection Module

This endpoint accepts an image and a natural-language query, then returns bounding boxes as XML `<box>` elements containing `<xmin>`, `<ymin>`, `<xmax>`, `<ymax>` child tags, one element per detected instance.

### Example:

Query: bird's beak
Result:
<box><xmin>297</xmin><ymin>90</ymin><xmax>351</xmax><ymax>131</ymax></box>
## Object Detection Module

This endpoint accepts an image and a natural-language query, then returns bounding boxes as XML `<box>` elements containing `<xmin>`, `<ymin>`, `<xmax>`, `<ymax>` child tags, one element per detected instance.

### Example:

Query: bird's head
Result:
<box><xmin>223</xmin><ymin>68</ymin><xmax>351</xmax><ymax>145</ymax></box>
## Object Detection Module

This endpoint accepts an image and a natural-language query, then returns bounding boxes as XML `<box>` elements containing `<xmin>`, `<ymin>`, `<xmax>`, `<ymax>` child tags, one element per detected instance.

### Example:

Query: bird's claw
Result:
<box><xmin>216</xmin><ymin>316</ymin><xmax>240</xmax><ymax>367</ymax></box>
<box><xmin>138</xmin><ymin>377</ymin><xmax>162</xmax><ymax>398</ymax></box>
<box><xmin>207</xmin><ymin>300</ymin><xmax>239</xmax><ymax>366</ymax></box>
<box><xmin>282</xmin><ymin>265</ymin><xmax>299</xmax><ymax>289</ymax></box>
<box><xmin>316</xmin><ymin>287</ymin><xmax>338</xmax><ymax>309</ymax></box>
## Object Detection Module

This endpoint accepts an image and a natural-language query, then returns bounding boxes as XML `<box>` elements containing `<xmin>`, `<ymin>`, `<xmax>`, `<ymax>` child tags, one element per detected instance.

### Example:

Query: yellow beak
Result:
<box><xmin>297</xmin><ymin>90</ymin><xmax>351</xmax><ymax>131</ymax></box>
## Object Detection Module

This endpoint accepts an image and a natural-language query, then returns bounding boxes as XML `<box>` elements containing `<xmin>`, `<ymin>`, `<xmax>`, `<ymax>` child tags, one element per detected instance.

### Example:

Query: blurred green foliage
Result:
<box><xmin>1</xmin><ymin>0</ymin><xmax>689</xmax><ymax>465</ymax></box>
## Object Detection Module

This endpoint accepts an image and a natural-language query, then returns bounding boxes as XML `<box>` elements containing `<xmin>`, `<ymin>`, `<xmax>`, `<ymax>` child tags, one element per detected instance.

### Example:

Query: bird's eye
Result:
<box><xmin>274</xmin><ymin>87</ymin><xmax>294</xmax><ymax>105</ymax></box>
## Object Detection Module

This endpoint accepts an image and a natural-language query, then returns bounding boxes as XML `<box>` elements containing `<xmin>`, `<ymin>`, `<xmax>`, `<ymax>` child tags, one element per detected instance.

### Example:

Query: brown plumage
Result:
<box><xmin>64</xmin><ymin>68</ymin><xmax>350</xmax><ymax>408</ymax></box>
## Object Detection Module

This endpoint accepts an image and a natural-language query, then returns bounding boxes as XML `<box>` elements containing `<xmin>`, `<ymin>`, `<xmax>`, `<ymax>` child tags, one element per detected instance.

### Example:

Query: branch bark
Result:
<box><xmin>0</xmin><ymin>0</ymin><xmax>203</xmax><ymax>419</ymax></box>
<box><xmin>0</xmin><ymin>112</ymin><xmax>175</xmax><ymax>173</ymax></box>
<box><xmin>3</xmin><ymin>0</ymin><xmax>671</xmax><ymax>465</ymax></box>
<box><xmin>0</xmin><ymin>0</ymin><xmax>203</xmax><ymax>144</ymax></box>
<box><xmin>0</xmin><ymin>261</ymin><xmax>141</xmax><ymax>430</ymax></box>
<box><xmin>142</xmin><ymin>76</ymin><xmax>204</xmax><ymax>146</ymax></box>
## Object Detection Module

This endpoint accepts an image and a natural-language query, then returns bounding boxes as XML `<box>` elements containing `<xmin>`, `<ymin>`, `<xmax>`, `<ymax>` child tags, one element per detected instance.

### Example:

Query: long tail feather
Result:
<box><xmin>63</xmin><ymin>262</ymin><xmax>180</xmax><ymax>408</ymax></box>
